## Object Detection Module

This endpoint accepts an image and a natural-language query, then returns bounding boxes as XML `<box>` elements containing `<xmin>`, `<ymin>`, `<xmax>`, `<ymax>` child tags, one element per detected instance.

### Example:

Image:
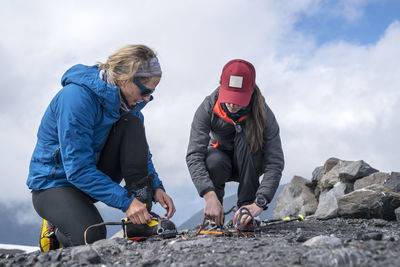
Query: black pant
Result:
<box><xmin>32</xmin><ymin>114</ymin><xmax>149</xmax><ymax>247</ymax></box>
<box><xmin>205</xmin><ymin>146</ymin><xmax>261</xmax><ymax>207</ymax></box>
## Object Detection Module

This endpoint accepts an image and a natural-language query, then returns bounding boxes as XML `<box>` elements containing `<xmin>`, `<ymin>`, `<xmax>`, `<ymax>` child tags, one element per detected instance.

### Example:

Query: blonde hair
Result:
<box><xmin>98</xmin><ymin>45</ymin><xmax>158</xmax><ymax>82</ymax></box>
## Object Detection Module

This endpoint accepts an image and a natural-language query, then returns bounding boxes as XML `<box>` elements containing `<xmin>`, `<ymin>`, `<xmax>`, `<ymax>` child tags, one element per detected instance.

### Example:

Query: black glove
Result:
<box><xmin>125</xmin><ymin>174</ymin><xmax>154</xmax><ymax>211</ymax></box>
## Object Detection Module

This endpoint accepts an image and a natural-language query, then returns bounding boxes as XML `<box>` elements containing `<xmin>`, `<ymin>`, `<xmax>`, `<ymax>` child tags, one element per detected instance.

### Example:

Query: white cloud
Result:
<box><xmin>266</xmin><ymin>20</ymin><xmax>400</xmax><ymax>179</ymax></box>
<box><xmin>0</xmin><ymin>1</ymin><xmax>399</xmax><ymax>204</ymax></box>
<box><xmin>333</xmin><ymin>0</ymin><xmax>375</xmax><ymax>22</ymax></box>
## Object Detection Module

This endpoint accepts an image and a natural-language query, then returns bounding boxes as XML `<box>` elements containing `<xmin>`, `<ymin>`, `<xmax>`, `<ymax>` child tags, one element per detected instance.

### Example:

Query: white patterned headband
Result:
<box><xmin>135</xmin><ymin>57</ymin><xmax>162</xmax><ymax>77</ymax></box>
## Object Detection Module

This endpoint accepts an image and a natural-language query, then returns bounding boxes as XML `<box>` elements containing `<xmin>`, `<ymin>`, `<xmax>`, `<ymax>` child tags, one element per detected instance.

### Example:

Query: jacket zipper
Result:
<box><xmin>52</xmin><ymin>147</ymin><xmax>61</xmax><ymax>178</ymax></box>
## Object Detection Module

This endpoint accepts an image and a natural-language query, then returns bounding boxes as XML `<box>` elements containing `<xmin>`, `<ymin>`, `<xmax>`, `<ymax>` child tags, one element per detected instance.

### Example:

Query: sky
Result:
<box><xmin>0</xmin><ymin>0</ymin><xmax>399</xmax><ymax>226</ymax></box>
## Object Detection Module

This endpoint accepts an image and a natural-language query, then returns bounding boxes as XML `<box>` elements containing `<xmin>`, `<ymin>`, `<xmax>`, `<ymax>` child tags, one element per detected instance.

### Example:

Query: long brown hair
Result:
<box><xmin>246</xmin><ymin>85</ymin><xmax>266</xmax><ymax>154</ymax></box>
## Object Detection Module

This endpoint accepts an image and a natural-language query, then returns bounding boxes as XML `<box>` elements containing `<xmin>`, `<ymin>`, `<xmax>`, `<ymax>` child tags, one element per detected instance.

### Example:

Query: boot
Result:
<box><xmin>123</xmin><ymin>212</ymin><xmax>177</xmax><ymax>239</ymax></box>
<box><xmin>39</xmin><ymin>219</ymin><xmax>63</xmax><ymax>252</ymax></box>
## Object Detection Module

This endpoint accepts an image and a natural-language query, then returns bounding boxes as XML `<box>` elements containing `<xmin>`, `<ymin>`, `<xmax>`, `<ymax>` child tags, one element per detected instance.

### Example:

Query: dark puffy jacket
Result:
<box><xmin>186</xmin><ymin>88</ymin><xmax>284</xmax><ymax>202</ymax></box>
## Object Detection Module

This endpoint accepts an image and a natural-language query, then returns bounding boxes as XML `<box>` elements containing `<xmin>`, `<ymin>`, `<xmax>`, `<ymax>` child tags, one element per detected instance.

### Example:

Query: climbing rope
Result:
<box><xmin>195</xmin><ymin>207</ymin><xmax>305</xmax><ymax>238</ymax></box>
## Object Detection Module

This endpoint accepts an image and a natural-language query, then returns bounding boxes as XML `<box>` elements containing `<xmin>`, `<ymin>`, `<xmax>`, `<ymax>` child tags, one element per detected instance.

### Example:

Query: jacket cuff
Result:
<box><xmin>200</xmin><ymin>187</ymin><xmax>215</xmax><ymax>198</ymax></box>
<box><xmin>121</xmin><ymin>195</ymin><xmax>135</xmax><ymax>212</ymax></box>
<box><xmin>152</xmin><ymin>175</ymin><xmax>165</xmax><ymax>192</ymax></box>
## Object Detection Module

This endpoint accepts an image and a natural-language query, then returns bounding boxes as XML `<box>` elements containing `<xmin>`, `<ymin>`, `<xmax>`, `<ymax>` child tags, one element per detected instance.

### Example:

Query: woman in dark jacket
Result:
<box><xmin>27</xmin><ymin>45</ymin><xmax>175</xmax><ymax>249</ymax></box>
<box><xmin>186</xmin><ymin>59</ymin><xmax>284</xmax><ymax>226</ymax></box>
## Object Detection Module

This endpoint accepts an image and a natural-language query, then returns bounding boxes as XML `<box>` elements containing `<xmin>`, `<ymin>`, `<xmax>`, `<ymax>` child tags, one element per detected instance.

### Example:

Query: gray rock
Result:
<box><xmin>318</xmin><ymin>159</ymin><xmax>379</xmax><ymax>192</ymax></box>
<box><xmin>338</xmin><ymin>184</ymin><xmax>400</xmax><ymax>220</ymax></box>
<box><xmin>49</xmin><ymin>250</ymin><xmax>62</xmax><ymax>262</ymax></box>
<box><xmin>312</xmin><ymin>166</ymin><xmax>324</xmax><ymax>182</ymax></box>
<box><xmin>323</xmin><ymin>157</ymin><xmax>340</xmax><ymax>173</ymax></box>
<box><xmin>371</xmin><ymin>218</ymin><xmax>390</xmax><ymax>227</ymax></box>
<box><xmin>308</xmin><ymin>166</ymin><xmax>323</xmax><ymax>197</ymax></box>
<box><xmin>383</xmin><ymin>172</ymin><xmax>400</xmax><ymax>192</ymax></box>
<box><xmin>296</xmin><ymin>228</ymin><xmax>312</xmax><ymax>242</ymax></box>
<box><xmin>301</xmin><ymin>247</ymin><xmax>368</xmax><ymax>266</ymax></box>
<box><xmin>71</xmin><ymin>245</ymin><xmax>101</xmax><ymax>264</ymax></box>
<box><xmin>168</xmin><ymin>237</ymin><xmax>213</xmax><ymax>250</ymax></box>
<box><xmin>318</xmin><ymin>164</ymin><xmax>341</xmax><ymax>192</ymax></box>
<box><xmin>37</xmin><ymin>253</ymin><xmax>50</xmax><ymax>263</ymax></box>
<box><xmin>303</xmin><ymin>235</ymin><xmax>342</xmax><ymax>247</ymax></box>
<box><xmin>354</xmin><ymin>172</ymin><xmax>390</xmax><ymax>190</ymax></box>
<box><xmin>91</xmin><ymin>238</ymin><xmax>122</xmax><ymax>249</ymax></box>
<box><xmin>314</xmin><ymin>182</ymin><xmax>347</xmax><ymax>219</ymax></box>
<box><xmin>273</xmin><ymin>176</ymin><xmax>318</xmax><ymax>219</ymax></box>
<box><xmin>356</xmin><ymin>232</ymin><xmax>383</xmax><ymax>241</ymax></box>
<box><xmin>338</xmin><ymin>160</ymin><xmax>379</xmax><ymax>183</ymax></box>
<box><xmin>395</xmin><ymin>207</ymin><xmax>400</xmax><ymax>221</ymax></box>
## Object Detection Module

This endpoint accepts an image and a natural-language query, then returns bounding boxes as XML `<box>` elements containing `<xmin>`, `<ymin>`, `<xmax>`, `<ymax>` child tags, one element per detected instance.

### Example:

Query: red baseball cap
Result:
<box><xmin>219</xmin><ymin>59</ymin><xmax>256</xmax><ymax>107</ymax></box>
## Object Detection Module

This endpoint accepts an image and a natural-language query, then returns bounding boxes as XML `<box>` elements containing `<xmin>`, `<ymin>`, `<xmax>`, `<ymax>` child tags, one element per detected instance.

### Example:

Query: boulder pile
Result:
<box><xmin>274</xmin><ymin>157</ymin><xmax>400</xmax><ymax>221</ymax></box>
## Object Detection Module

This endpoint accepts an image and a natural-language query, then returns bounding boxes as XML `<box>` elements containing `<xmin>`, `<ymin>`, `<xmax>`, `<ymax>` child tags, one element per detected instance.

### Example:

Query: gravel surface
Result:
<box><xmin>1</xmin><ymin>218</ymin><xmax>400</xmax><ymax>266</ymax></box>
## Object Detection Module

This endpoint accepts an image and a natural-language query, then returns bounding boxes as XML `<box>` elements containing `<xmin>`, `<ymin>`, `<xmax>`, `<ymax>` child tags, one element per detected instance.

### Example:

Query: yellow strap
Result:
<box><xmin>123</xmin><ymin>217</ymin><xmax>159</xmax><ymax>227</ymax></box>
<box><xmin>147</xmin><ymin>220</ymin><xmax>159</xmax><ymax>227</ymax></box>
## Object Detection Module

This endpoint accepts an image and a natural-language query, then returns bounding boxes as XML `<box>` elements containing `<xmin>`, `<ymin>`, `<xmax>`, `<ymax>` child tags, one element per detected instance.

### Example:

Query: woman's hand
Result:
<box><xmin>125</xmin><ymin>197</ymin><xmax>152</xmax><ymax>224</ymax></box>
<box><xmin>154</xmin><ymin>188</ymin><xmax>176</xmax><ymax>219</ymax></box>
<box><xmin>233</xmin><ymin>203</ymin><xmax>263</xmax><ymax>226</ymax></box>
<box><xmin>203</xmin><ymin>191</ymin><xmax>224</xmax><ymax>226</ymax></box>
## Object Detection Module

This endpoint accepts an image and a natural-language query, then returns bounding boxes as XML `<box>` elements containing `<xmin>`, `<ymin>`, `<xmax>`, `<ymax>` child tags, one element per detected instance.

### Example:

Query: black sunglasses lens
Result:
<box><xmin>141</xmin><ymin>89</ymin><xmax>154</xmax><ymax>97</ymax></box>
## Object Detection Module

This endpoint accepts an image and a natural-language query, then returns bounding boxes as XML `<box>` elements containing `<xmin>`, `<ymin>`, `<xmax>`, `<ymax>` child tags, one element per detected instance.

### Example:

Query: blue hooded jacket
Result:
<box><xmin>27</xmin><ymin>64</ymin><xmax>164</xmax><ymax>212</ymax></box>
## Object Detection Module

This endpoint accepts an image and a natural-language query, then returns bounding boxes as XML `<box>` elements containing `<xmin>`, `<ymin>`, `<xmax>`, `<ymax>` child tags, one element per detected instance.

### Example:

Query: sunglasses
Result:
<box><xmin>133</xmin><ymin>79</ymin><xmax>155</xmax><ymax>97</ymax></box>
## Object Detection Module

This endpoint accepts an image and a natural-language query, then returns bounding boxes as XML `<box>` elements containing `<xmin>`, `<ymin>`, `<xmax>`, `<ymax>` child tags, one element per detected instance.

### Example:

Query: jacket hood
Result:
<box><xmin>61</xmin><ymin>64</ymin><xmax>120</xmax><ymax>115</ymax></box>
<box><xmin>61</xmin><ymin>64</ymin><xmax>152</xmax><ymax>115</ymax></box>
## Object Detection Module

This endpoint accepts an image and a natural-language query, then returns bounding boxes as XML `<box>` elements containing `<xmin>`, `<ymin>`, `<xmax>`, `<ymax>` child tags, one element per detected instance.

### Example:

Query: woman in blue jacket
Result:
<box><xmin>27</xmin><ymin>44</ymin><xmax>175</xmax><ymax>249</ymax></box>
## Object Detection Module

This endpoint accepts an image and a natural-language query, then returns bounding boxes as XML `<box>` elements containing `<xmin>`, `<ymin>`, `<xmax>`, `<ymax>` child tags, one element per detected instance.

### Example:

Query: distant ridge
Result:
<box><xmin>179</xmin><ymin>184</ymin><xmax>285</xmax><ymax>230</ymax></box>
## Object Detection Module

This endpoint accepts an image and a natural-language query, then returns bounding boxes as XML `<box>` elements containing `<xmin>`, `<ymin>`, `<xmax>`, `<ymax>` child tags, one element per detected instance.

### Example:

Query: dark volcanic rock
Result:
<box><xmin>1</xmin><ymin>218</ymin><xmax>400</xmax><ymax>266</ymax></box>
<box><xmin>308</xmin><ymin>166</ymin><xmax>323</xmax><ymax>198</ymax></box>
<box><xmin>301</xmin><ymin>247</ymin><xmax>369</xmax><ymax>266</ymax></box>
<box><xmin>353</xmin><ymin>172</ymin><xmax>390</xmax><ymax>190</ymax></box>
<box><xmin>356</xmin><ymin>232</ymin><xmax>383</xmax><ymax>241</ymax></box>
<box><xmin>281</xmin><ymin>158</ymin><xmax>399</xmax><ymax>222</ymax></box>
<box><xmin>395</xmin><ymin>207</ymin><xmax>400</xmax><ymax>221</ymax></box>
<box><xmin>71</xmin><ymin>245</ymin><xmax>101</xmax><ymax>264</ymax></box>
<box><xmin>384</xmin><ymin>172</ymin><xmax>400</xmax><ymax>192</ymax></box>
<box><xmin>338</xmin><ymin>184</ymin><xmax>400</xmax><ymax>220</ymax></box>
<box><xmin>338</xmin><ymin>160</ymin><xmax>379</xmax><ymax>182</ymax></box>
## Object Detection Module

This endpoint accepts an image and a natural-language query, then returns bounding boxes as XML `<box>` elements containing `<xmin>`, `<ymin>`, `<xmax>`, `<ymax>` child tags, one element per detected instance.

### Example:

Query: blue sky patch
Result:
<box><xmin>295</xmin><ymin>0</ymin><xmax>400</xmax><ymax>45</ymax></box>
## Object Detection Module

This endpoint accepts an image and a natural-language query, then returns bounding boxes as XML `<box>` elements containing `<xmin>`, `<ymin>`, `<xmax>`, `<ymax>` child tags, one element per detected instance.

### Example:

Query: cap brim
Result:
<box><xmin>218</xmin><ymin>87</ymin><xmax>252</xmax><ymax>107</ymax></box>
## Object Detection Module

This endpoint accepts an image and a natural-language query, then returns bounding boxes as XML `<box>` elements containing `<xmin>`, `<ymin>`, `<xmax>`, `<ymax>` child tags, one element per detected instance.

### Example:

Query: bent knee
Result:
<box><xmin>206</xmin><ymin>148</ymin><xmax>232</xmax><ymax>183</ymax></box>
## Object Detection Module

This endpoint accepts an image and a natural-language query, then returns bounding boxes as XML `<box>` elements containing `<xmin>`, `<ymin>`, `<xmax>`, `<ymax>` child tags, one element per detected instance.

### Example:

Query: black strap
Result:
<box><xmin>224</xmin><ymin>205</ymin><xmax>237</xmax><ymax>215</ymax></box>
<box><xmin>236</xmin><ymin>207</ymin><xmax>255</xmax><ymax>230</ymax></box>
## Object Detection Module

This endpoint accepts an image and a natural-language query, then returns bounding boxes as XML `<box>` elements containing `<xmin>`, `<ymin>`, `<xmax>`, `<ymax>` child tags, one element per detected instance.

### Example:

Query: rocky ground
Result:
<box><xmin>1</xmin><ymin>217</ymin><xmax>400</xmax><ymax>266</ymax></box>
